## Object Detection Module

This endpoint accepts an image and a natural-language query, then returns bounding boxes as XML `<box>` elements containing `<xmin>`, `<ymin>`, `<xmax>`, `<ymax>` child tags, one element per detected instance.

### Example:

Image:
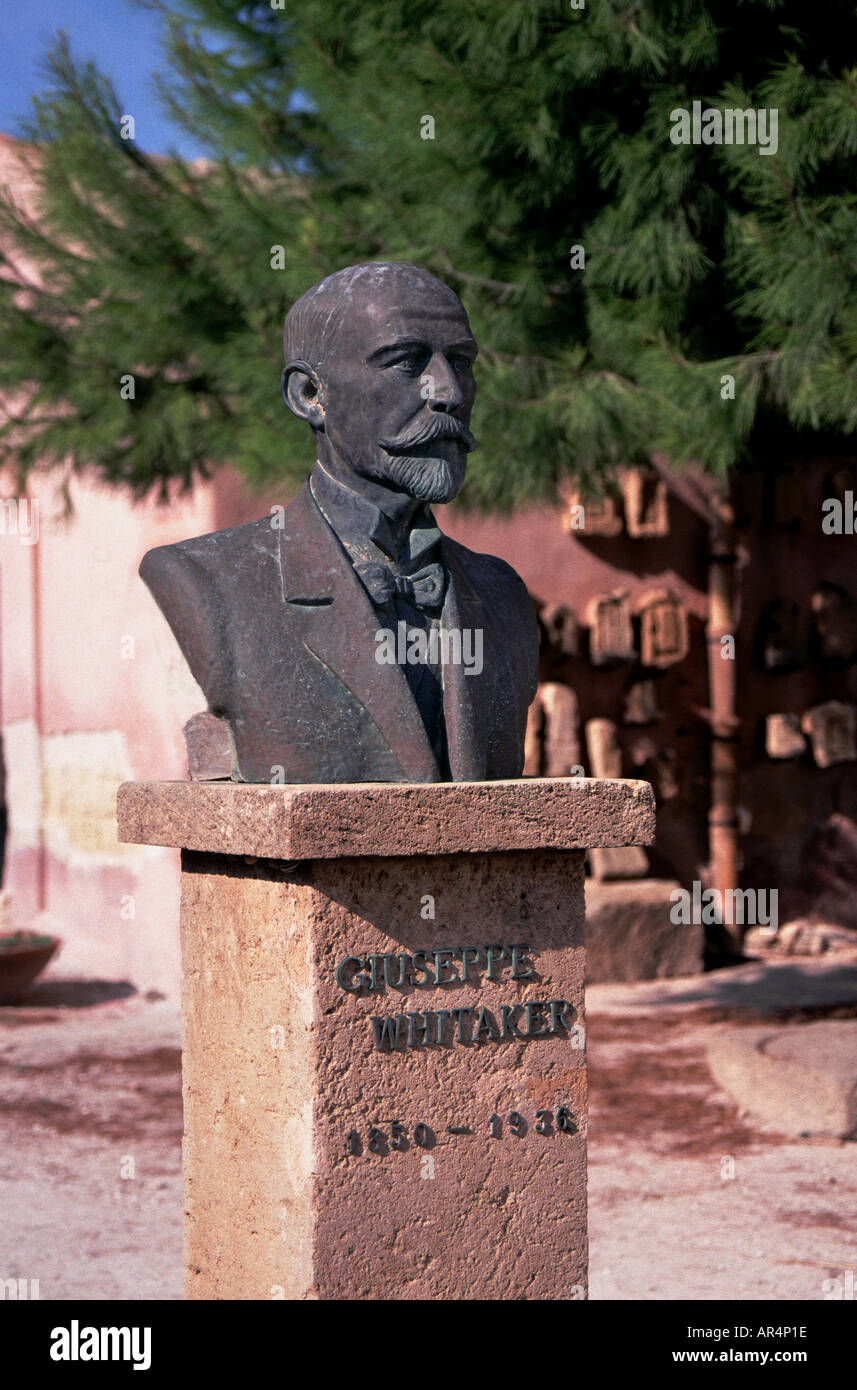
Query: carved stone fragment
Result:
<box><xmin>540</xmin><ymin>602</ymin><xmax>579</xmax><ymax>657</ymax></box>
<box><xmin>622</xmin><ymin>680</ymin><xmax>662</xmax><ymax>726</ymax></box>
<box><xmin>184</xmin><ymin>711</ymin><xmax>233</xmax><ymax>780</ymax></box>
<box><xmin>585</xmin><ymin>718</ymin><xmax>622</xmax><ymax>779</ymax></box>
<box><xmin>523</xmin><ymin>692</ymin><xmax>545</xmax><ymax>777</ymax></box>
<box><xmin>584</xmin><ymin>593</ymin><xmax>635</xmax><ymax>666</ymax></box>
<box><xmin>636</xmin><ymin>589</ymin><xmax>689</xmax><ymax>669</ymax></box>
<box><xmin>587</xmin><ymin>844</ymin><xmax>650</xmax><ymax>882</ymax></box>
<box><xmin>765</xmin><ymin>713</ymin><xmax>806</xmax><ymax>760</ymax></box>
<box><xmin>622</xmin><ymin>464</ymin><xmax>669</xmax><ymax>538</ymax></box>
<box><xmin>801</xmin><ymin>701</ymin><xmax>857</xmax><ymax>769</ymax></box>
<box><xmin>541</xmin><ymin>682</ymin><xmax>580</xmax><ymax>777</ymax></box>
<box><xmin>811</xmin><ymin>584</ymin><xmax>857</xmax><ymax>663</ymax></box>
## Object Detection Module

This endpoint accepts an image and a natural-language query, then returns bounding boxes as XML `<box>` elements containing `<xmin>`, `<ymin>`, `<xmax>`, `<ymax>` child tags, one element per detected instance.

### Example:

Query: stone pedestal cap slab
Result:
<box><xmin>117</xmin><ymin>776</ymin><xmax>655</xmax><ymax>860</ymax></box>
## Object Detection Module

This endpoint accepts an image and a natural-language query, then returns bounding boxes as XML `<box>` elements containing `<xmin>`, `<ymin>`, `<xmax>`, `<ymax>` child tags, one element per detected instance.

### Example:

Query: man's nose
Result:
<box><xmin>425</xmin><ymin>354</ymin><xmax>464</xmax><ymax>412</ymax></box>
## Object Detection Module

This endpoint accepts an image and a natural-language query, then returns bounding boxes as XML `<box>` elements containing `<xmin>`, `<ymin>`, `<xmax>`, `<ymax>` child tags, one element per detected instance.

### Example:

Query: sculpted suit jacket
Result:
<box><xmin>140</xmin><ymin>481</ymin><xmax>539</xmax><ymax>783</ymax></box>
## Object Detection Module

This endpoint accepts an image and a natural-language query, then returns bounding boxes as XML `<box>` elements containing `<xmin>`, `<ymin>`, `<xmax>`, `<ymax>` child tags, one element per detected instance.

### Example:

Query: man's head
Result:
<box><xmin>282</xmin><ymin>262</ymin><xmax>477</xmax><ymax>504</ymax></box>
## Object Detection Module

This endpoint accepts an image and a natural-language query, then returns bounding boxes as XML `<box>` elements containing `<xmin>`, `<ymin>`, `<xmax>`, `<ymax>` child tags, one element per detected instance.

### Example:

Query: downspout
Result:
<box><xmin>29</xmin><ymin>489</ymin><xmax>46</xmax><ymax>913</ymax></box>
<box><xmin>707</xmin><ymin>494</ymin><xmax>741</xmax><ymax>950</ymax></box>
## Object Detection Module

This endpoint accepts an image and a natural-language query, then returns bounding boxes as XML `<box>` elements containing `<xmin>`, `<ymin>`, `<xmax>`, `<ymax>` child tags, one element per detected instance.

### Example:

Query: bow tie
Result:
<box><xmin>354</xmin><ymin>559</ymin><xmax>446</xmax><ymax>611</ymax></box>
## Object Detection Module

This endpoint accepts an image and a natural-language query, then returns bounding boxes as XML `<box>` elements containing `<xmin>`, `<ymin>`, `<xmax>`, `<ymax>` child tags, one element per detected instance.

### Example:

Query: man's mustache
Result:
<box><xmin>379</xmin><ymin>414</ymin><xmax>477</xmax><ymax>455</ymax></box>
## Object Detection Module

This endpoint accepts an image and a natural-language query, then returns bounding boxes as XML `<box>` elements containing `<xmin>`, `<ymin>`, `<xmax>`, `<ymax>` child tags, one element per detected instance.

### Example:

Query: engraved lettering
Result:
<box><xmin>457</xmin><ymin>945</ymin><xmax>482</xmax><ymax>982</ymax></box>
<box><xmin>432</xmin><ymin>948</ymin><xmax>459</xmax><ymax>984</ymax></box>
<box><xmin>474</xmin><ymin>1006</ymin><xmax>500</xmax><ymax>1042</ymax></box>
<box><xmin>485</xmin><ymin>944</ymin><xmax>508</xmax><ymax>980</ymax></box>
<box><xmin>435</xmin><ymin>1008</ymin><xmax>453</xmax><ymax>1044</ymax></box>
<box><xmin>371</xmin><ymin>1014</ymin><xmax>407</xmax><ymax>1050</ymax></box>
<box><xmin>335</xmin><ymin>956</ymin><xmax>366</xmax><ymax>991</ymax></box>
<box><xmin>407</xmin><ymin>1010</ymin><xmax>432</xmax><ymax>1047</ymax></box>
<box><xmin>452</xmin><ymin>1007</ymin><xmax>473</xmax><ymax>1043</ymax></box>
<box><xmin>382</xmin><ymin>953</ymin><xmax>411</xmax><ymax>989</ymax></box>
<box><xmin>548</xmin><ymin>999</ymin><xmax>572</xmax><ymax>1033</ymax></box>
<box><xmin>500</xmin><ymin>1004</ymin><xmax>524</xmax><ymax>1038</ymax></box>
<box><xmin>525</xmin><ymin>1001</ymin><xmax>547</xmax><ymax>1036</ymax></box>
<box><xmin>510</xmin><ymin>944</ymin><xmax>534</xmax><ymax>980</ymax></box>
<box><xmin>410</xmin><ymin>950</ymin><xmax>435</xmax><ymax>985</ymax></box>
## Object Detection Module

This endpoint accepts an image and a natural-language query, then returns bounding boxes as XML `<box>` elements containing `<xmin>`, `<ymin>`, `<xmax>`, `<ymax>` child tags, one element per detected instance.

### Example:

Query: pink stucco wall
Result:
<box><xmin>1</xmin><ymin>469</ymin><xmax>223</xmax><ymax>994</ymax></box>
<box><xmin>0</xmin><ymin>131</ymin><xmax>217</xmax><ymax>994</ymax></box>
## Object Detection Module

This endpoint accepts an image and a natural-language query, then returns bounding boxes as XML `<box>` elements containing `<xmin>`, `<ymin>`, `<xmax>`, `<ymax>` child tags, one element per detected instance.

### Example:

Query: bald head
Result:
<box><xmin>282</xmin><ymin>261</ymin><xmax>467</xmax><ymax>375</ymax></box>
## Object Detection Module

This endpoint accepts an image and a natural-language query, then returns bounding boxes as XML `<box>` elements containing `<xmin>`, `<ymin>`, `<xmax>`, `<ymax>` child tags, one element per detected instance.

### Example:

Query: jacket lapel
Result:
<box><xmin>277</xmin><ymin>484</ymin><xmax>440</xmax><ymax>781</ymax></box>
<box><xmin>440</xmin><ymin>540</ymin><xmax>489</xmax><ymax>780</ymax></box>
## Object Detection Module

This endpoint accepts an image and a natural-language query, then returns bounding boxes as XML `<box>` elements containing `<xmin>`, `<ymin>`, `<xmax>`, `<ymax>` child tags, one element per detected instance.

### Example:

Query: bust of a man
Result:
<box><xmin>141</xmin><ymin>261</ymin><xmax>538</xmax><ymax>783</ymax></box>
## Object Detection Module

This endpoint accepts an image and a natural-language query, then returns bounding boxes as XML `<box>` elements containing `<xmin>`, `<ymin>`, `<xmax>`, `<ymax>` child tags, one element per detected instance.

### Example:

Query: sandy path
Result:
<box><xmin>1</xmin><ymin>959</ymin><xmax>854</xmax><ymax>1301</ymax></box>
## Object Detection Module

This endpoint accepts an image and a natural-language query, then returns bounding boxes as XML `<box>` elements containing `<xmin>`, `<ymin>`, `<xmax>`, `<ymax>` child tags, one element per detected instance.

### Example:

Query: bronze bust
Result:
<box><xmin>141</xmin><ymin>262</ymin><xmax>538</xmax><ymax>782</ymax></box>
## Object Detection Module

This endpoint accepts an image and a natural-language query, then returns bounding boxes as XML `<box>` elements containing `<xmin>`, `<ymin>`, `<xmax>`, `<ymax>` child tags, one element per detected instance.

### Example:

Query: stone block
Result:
<box><xmin>585</xmin><ymin>878</ymin><xmax>704</xmax><ymax>982</ymax></box>
<box><xmin>584</xmin><ymin>593</ymin><xmax>635</xmax><ymax>666</ymax></box>
<box><xmin>586</xmin><ymin>845</ymin><xmax>650</xmax><ymax>882</ymax></box>
<box><xmin>184</xmin><ymin>711</ymin><xmax>233</xmax><ymax>780</ymax></box>
<box><xmin>540</xmin><ymin>682</ymin><xmax>581</xmax><ymax>777</ymax></box>
<box><xmin>765</xmin><ymin>713</ymin><xmax>806</xmax><ymax>760</ymax></box>
<box><xmin>523</xmin><ymin>693</ymin><xmax>545</xmax><ymax>777</ymax></box>
<box><xmin>585</xmin><ymin>718</ymin><xmax>621</xmax><ymax>779</ymax></box>
<box><xmin>622</xmin><ymin>680</ymin><xmax>662</xmax><ymax>726</ymax></box>
<box><xmin>540</xmin><ymin>602</ymin><xmax>579</xmax><ymax>657</ymax></box>
<box><xmin>811</xmin><ymin>584</ymin><xmax>857</xmax><ymax>663</ymax></box>
<box><xmin>757</xmin><ymin>599</ymin><xmax>807</xmax><ymax>671</ymax></box>
<box><xmin>117</xmin><ymin>777</ymin><xmax>655</xmax><ymax>859</ymax></box>
<box><xmin>117</xmin><ymin>778</ymin><xmax>655</xmax><ymax>1301</ymax></box>
<box><xmin>801</xmin><ymin>701</ymin><xmax>857</xmax><ymax>769</ymax></box>
<box><xmin>621</xmin><ymin>465</ymin><xmax>669</xmax><ymax>538</ymax></box>
<box><xmin>636</xmin><ymin>590</ymin><xmax>689</xmax><ymax>669</ymax></box>
<box><xmin>706</xmin><ymin>1021</ymin><xmax>857</xmax><ymax>1139</ymax></box>
<box><xmin>799</xmin><ymin>812</ymin><xmax>857</xmax><ymax>928</ymax></box>
<box><xmin>745</xmin><ymin>919</ymin><xmax>857</xmax><ymax>957</ymax></box>
<box><xmin>583</xmin><ymin>722</ymin><xmax>649</xmax><ymax>880</ymax></box>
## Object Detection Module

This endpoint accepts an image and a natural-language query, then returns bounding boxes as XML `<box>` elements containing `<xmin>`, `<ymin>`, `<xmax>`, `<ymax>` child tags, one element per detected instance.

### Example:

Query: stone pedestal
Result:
<box><xmin>117</xmin><ymin>777</ymin><xmax>654</xmax><ymax>1301</ymax></box>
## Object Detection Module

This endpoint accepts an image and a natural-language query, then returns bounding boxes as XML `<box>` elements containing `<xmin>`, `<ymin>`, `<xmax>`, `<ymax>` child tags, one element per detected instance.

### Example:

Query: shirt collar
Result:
<box><xmin>309</xmin><ymin>460</ymin><xmax>442</xmax><ymax>566</ymax></box>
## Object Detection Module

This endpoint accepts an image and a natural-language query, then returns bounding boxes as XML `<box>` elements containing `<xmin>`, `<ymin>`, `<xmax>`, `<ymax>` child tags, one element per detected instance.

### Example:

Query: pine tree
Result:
<box><xmin>2</xmin><ymin>1</ymin><xmax>857</xmax><ymax>510</ymax></box>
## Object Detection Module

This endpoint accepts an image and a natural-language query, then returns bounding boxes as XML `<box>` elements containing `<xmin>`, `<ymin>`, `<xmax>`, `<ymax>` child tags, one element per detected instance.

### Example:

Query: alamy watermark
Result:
<box><xmin>50</xmin><ymin>1321</ymin><xmax>151</xmax><ymax>1371</ymax></box>
<box><xmin>1</xmin><ymin>1277</ymin><xmax>39</xmax><ymax>1299</ymax></box>
<box><xmin>375</xmin><ymin>623</ymin><xmax>483</xmax><ymax>676</ymax></box>
<box><xmin>670</xmin><ymin>102</ymin><xmax>778</xmax><ymax>156</ymax></box>
<box><xmin>0</xmin><ymin>497</ymin><xmax>39</xmax><ymax>545</ymax></box>
<box><xmin>821</xmin><ymin>490</ymin><xmax>857</xmax><ymax>534</ymax></box>
<box><xmin>670</xmin><ymin>881</ymin><xmax>778</xmax><ymax>932</ymax></box>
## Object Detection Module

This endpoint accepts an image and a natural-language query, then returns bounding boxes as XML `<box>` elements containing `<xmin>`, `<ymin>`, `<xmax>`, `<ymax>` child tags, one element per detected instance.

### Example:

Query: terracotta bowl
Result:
<box><xmin>0</xmin><ymin>932</ymin><xmax>61</xmax><ymax>1002</ymax></box>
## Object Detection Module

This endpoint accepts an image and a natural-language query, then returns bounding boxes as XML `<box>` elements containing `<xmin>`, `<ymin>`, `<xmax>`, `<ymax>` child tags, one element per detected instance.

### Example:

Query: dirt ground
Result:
<box><xmin>1</xmin><ymin>959</ymin><xmax>855</xmax><ymax>1301</ymax></box>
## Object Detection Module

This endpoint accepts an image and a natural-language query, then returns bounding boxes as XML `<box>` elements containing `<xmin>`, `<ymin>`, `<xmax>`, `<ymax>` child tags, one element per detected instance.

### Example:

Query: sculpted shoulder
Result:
<box><xmin>140</xmin><ymin>513</ymin><xmax>279</xmax><ymax>590</ymax></box>
<box><xmin>442</xmin><ymin>534</ymin><xmax>534</xmax><ymax>610</ymax></box>
<box><xmin>443</xmin><ymin>535</ymin><xmax>539</xmax><ymax>707</ymax></box>
<box><xmin>139</xmin><ymin>511</ymin><xmax>291</xmax><ymax>711</ymax></box>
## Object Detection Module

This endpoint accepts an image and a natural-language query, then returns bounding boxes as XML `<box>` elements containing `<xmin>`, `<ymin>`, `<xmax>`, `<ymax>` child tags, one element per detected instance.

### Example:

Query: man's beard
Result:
<box><xmin>381</xmin><ymin>449</ymin><xmax>468</xmax><ymax>503</ymax></box>
<box><xmin>375</xmin><ymin>413</ymin><xmax>476</xmax><ymax>502</ymax></box>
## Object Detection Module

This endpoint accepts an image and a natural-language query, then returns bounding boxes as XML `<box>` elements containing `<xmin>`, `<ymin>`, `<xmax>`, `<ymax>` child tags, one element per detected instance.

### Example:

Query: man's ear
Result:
<box><xmin>282</xmin><ymin>361</ymin><xmax>325</xmax><ymax>429</ymax></box>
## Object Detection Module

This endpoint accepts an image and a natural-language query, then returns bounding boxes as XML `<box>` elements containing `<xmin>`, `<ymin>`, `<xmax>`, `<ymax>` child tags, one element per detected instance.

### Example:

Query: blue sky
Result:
<box><xmin>0</xmin><ymin>0</ymin><xmax>208</xmax><ymax>157</ymax></box>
